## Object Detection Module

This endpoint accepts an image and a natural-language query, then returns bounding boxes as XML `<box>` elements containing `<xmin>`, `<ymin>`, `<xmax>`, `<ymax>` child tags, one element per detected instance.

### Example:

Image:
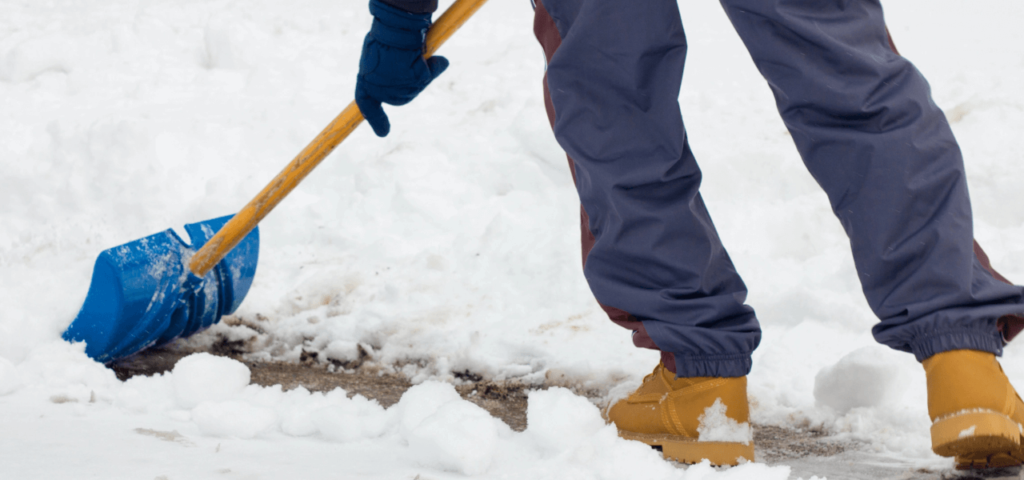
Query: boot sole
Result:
<box><xmin>932</xmin><ymin>409</ymin><xmax>1024</xmax><ymax>469</ymax></box>
<box><xmin>617</xmin><ymin>430</ymin><xmax>754</xmax><ymax>466</ymax></box>
<box><xmin>955</xmin><ymin>452</ymin><xmax>1024</xmax><ymax>471</ymax></box>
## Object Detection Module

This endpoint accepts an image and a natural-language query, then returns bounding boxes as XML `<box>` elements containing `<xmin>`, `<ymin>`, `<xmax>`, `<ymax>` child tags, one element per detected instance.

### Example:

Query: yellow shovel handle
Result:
<box><xmin>189</xmin><ymin>0</ymin><xmax>490</xmax><ymax>277</ymax></box>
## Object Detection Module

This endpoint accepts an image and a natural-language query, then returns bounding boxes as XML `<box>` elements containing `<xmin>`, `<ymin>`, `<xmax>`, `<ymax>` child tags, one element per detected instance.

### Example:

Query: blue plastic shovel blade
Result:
<box><xmin>183</xmin><ymin>216</ymin><xmax>259</xmax><ymax>319</ymax></box>
<box><xmin>63</xmin><ymin>215</ymin><xmax>259</xmax><ymax>362</ymax></box>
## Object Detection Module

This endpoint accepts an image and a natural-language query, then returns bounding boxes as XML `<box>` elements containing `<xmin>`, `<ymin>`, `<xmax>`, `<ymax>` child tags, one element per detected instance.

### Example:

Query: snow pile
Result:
<box><xmin>2</xmin><ymin>349</ymin><xmax>802</xmax><ymax>478</ymax></box>
<box><xmin>698</xmin><ymin>399</ymin><xmax>753</xmax><ymax>445</ymax></box>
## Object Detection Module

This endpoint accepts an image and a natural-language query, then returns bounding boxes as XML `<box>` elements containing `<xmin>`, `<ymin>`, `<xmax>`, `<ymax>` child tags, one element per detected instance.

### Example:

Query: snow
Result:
<box><xmin>171</xmin><ymin>353</ymin><xmax>251</xmax><ymax>409</ymax></box>
<box><xmin>192</xmin><ymin>400</ymin><xmax>279</xmax><ymax>439</ymax></box>
<box><xmin>526</xmin><ymin>384</ymin><xmax>607</xmax><ymax>452</ymax></box>
<box><xmin>2</xmin><ymin>0</ymin><xmax>1024</xmax><ymax>478</ymax></box>
<box><xmin>0</xmin><ymin>356</ymin><xmax>18</xmax><ymax>396</ymax></box>
<box><xmin>698</xmin><ymin>399</ymin><xmax>753</xmax><ymax>445</ymax></box>
<box><xmin>2</xmin><ymin>348</ymin><xmax>792</xmax><ymax>479</ymax></box>
<box><xmin>403</xmin><ymin>391</ymin><xmax>501</xmax><ymax>475</ymax></box>
<box><xmin>812</xmin><ymin>346</ymin><xmax>911</xmax><ymax>415</ymax></box>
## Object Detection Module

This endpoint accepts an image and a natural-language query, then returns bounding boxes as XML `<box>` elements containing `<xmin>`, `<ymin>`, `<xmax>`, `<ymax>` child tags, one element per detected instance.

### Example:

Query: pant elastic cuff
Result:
<box><xmin>672</xmin><ymin>353</ymin><xmax>751</xmax><ymax>378</ymax></box>
<box><xmin>909</xmin><ymin>328</ymin><xmax>1004</xmax><ymax>362</ymax></box>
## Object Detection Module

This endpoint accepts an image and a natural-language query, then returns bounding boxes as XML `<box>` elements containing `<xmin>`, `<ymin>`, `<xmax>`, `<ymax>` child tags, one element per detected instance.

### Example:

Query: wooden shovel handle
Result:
<box><xmin>189</xmin><ymin>0</ymin><xmax>490</xmax><ymax>277</ymax></box>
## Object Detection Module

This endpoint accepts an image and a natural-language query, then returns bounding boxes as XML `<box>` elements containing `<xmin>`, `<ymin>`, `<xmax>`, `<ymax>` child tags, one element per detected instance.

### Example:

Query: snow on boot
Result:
<box><xmin>924</xmin><ymin>349</ymin><xmax>1024</xmax><ymax>470</ymax></box>
<box><xmin>605</xmin><ymin>362</ymin><xmax>754</xmax><ymax>466</ymax></box>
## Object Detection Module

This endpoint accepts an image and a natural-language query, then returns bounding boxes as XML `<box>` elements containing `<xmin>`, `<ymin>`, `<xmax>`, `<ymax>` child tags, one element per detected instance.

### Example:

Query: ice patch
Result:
<box><xmin>959</xmin><ymin>425</ymin><xmax>977</xmax><ymax>438</ymax></box>
<box><xmin>171</xmin><ymin>353</ymin><xmax>251</xmax><ymax>409</ymax></box>
<box><xmin>697</xmin><ymin>399</ymin><xmax>753</xmax><ymax>445</ymax></box>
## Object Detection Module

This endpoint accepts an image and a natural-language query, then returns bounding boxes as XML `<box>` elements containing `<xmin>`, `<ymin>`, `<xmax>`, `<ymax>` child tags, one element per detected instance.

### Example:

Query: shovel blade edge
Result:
<box><xmin>63</xmin><ymin>215</ymin><xmax>259</xmax><ymax>362</ymax></box>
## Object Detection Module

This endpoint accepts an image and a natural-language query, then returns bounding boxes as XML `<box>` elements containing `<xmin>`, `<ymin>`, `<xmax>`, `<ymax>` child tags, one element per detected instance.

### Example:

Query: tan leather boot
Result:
<box><xmin>924</xmin><ymin>349</ymin><xmax>1024</xmax><ymax>470</ymax></box>
<box><xmin>606</xmin><ymin>363</ymin><xmax>754</xmax><ymax>466</ymax></box>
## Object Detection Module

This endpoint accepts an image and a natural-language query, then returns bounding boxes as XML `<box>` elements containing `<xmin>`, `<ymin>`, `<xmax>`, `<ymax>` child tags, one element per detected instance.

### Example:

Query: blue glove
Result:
<box><xmin>356</xmin><ymin>0</ymin><xmax>449</xmax><ymax>137</ymax></box>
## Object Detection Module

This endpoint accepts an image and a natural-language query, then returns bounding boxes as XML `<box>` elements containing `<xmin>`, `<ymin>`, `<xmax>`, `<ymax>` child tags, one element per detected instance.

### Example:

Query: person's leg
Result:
<box><xmin>884</xmin><ymin>29</ymin><xmax>1024</xmax><ymax>344</ymax></box>
<box><xmin>720</xmin><ymin>0</ymin><xmax>1024</xmax><ymax>467</ymax></box>
<box><xmin>530</xmin><ymin>0</ymin><xmax>756</xmax><ymax>465</ymax></box>
<box><xmin>531</xmin><ymin>0</ymin><xmax>679</xmax><ymax>373</ymax></box>
<box><xmin>720</xmin><ymin>0</ymin><xmax>1024</xmax><ymax>359</ymax></box>
<box><xmin>533</xmin><ymin>0</ymin><xmax>761</xmax><ymax>379</ymax></box>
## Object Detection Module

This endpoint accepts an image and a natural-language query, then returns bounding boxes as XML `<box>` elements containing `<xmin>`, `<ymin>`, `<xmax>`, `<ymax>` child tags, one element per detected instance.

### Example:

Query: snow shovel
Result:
<box><xmin>63</xmin><ymin>0</ymin><xmax>490</xmax><ymax>363</ymax></box>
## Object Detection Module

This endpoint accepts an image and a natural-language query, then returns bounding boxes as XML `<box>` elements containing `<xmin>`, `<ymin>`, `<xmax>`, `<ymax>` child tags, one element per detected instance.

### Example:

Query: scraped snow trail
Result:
<box><xmin>2</xmin><ymin>0</ymin><xmax>1023</xmax><ymax>478</ymax></box>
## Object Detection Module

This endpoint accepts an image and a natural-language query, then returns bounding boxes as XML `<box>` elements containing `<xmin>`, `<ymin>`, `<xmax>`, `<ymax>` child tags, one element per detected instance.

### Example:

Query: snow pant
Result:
<box><xmin>531</xmin><ymin>0</ymin><xmax>1024</xmax><ymax>377</ymax></box>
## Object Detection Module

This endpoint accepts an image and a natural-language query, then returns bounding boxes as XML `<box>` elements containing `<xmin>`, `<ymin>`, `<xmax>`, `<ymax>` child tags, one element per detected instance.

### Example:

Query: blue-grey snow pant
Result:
<box><xmin>532</xmin><ymin>0</ymin><xmax>1024</xmax><ymax>377</ymax></box>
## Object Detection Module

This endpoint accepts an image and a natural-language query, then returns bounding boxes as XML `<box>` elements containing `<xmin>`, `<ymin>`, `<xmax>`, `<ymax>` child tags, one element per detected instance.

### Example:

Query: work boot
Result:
<box><xmin>924</xmin><ymin>349</ymin><xmax>1024</xmax><ymax>470</ymax></box>
<box><xmin>606</xmin><ymin>362</ymin><xmax>754</xmax><ymax>466</ymax></box>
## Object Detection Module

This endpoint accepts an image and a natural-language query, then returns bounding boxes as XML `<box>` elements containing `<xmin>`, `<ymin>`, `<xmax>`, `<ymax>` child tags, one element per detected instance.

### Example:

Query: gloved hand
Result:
<box><xmin>355</xmin><ymin>0</ymin><xmax>449</xmax><ymax>137</ymax></box>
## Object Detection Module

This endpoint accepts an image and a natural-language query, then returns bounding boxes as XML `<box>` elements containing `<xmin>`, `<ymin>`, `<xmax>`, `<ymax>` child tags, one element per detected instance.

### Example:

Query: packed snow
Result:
<box><xmin>2</xmin><ymin>0</ymin><xmax>1023</xmax><ymax>478</ymax></box>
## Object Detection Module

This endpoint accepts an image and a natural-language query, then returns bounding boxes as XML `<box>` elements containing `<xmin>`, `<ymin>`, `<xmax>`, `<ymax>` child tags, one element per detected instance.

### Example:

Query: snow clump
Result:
<box><xmin>313</xmin><ymin>392</ymin><xmax>393</xmax><ymax>442</ymax></box>
<box><xmin>526</xmin><ymin>386</ymin><xmax>608</xmax><ymax>454</ymax></box>
<box><xmin>813</xmin><ymin>345</ymin><xmax>910</xmax><ymax>414</ymax></box>
<box><xmin>697</xmin><ymin>398</ymin><xmax>753</xmax><ymax>445</ymax></box>
<box><xmin>171</xmin><ymin>353</ymin><xmax>251</xmax><ymax>409</ymax></box>
<box><xmin>404</xmin><ymin>389</ymin><xmax>504</xmax><ymax>475</ymax></box>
